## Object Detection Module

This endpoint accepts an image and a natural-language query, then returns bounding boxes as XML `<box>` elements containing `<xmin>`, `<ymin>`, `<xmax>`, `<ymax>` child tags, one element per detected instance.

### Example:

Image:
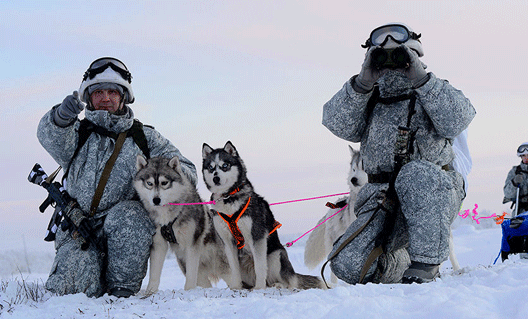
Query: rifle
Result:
<box><xmin>28</xmin><ymin>163</ymin><xmax>102</xmax><ymax>251</ymax></box>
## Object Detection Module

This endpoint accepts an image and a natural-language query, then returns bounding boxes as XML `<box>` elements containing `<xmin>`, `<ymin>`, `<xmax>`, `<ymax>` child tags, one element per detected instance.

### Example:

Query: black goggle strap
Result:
<box><xmin>83</xmin><ymin>62</ymin><xmax>132</xmax><ymax>83</ymax></box>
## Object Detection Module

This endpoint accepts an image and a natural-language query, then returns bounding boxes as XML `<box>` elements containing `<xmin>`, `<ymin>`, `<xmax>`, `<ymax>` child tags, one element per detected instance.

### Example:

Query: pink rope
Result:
<box><xmin>166</xmin><ymin>192</ymin><xmax>349</xmax><ymax>207</ymax></box>
<box><xmin>457</xmin><ymin>203</ymin><xmax>501</xmax><ymax>224</ymax></box>
<box><xmin>285</xmin><ymin>205</ymin><xmax>348</xmax><ymax>247</ymax></box>
<box><xmin>269</xmin><ymin>192</ymin><xmax>350</xmax><ymax>206</ymax></box>
<box><xmin>166</xmin><ymin>192</ymin><xmax>350</xmax><ymax>247</ymax></box>
<box><xmin>166</xmin><ymin>200</ymin><xmax>216</xmax><ymax>206</ymax></box>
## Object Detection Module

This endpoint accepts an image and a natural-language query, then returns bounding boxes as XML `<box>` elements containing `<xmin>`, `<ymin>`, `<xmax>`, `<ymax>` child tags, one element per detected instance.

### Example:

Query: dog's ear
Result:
<box><xmin>202</xmin><ymin>143</ymin><xmax>213</xmax><ymax>158</ymax></box>
<box><xmin>168</xmin><ymin>156</ymin><xmax>181</xmax><ymax>172</ymax></box>
<box><xmin>136</xmin><ymin>154</ymin><xmax>148</xmax><ymax>171</ymax></box>
<box><xmin>224</xmin><ymin>141</ymin><xmax>239</xmax><ymax>157</ymax></box>
<box><xmin>349</xmin><ymin>145</ymin><xmax>359</xmax><ymax>157</ymax></box>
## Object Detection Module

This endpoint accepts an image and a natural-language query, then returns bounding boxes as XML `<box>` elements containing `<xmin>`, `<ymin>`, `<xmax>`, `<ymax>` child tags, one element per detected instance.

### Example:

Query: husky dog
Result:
<box><xmin>134</xmin><ymin>155</ymin><xmax>232</xmax><ymax>294</ymax></box>
<box><xmin>304</xmin><ymin>146</ymin><xmax>368</xmax><ymax>284</ymax></box>
<box><xmin>202</xmin><ymin>141</ymin><xmax>325</xmax><ymax>290</ymax></box>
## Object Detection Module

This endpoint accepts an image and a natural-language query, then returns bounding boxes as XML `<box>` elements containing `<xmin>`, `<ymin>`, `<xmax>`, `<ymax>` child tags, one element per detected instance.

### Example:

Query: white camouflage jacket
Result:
<box><xmin>37</xmin><ymin>106</ymin><xmax>197</xmax><ymax>217</ymax></box>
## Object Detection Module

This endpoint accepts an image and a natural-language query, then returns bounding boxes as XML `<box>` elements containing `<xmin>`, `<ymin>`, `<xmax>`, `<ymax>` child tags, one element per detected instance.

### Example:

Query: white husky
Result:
<box><xmin>304</xmin><ymin>146</ymin><xmax>368</xmax><ymax>283</ymax></box>
<box><xmin>304</xmin><ymin>146</ymin><xmax>460</xmax><ymax>285</ymax></box>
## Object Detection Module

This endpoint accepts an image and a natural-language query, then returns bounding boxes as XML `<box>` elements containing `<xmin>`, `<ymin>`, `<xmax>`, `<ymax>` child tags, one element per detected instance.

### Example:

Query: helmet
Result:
<box><xmin>517</xmin><ymin>142</ymin><xmax>528</xmax><ymax>157</ymax></box>
<box><xmin>363</xmin><ymin>23</ymin><xmax>424</xmax><ymax>57</ymax></box>
<box><xmin>79</xmin><ymin>57</ymin><xmax>134</xmax><ymax>104</ymax></box>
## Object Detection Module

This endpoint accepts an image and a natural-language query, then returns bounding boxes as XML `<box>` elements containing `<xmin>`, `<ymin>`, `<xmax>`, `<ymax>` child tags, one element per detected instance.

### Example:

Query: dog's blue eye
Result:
<box><xmin>220</xmin><ymin>163</ymin><xmax>230</xmax><ymax>171</ymax></box>
<box><xmin>208</xmin><ymin>165</ymin><xmax>215</xmax><ymax>172</ymax></box>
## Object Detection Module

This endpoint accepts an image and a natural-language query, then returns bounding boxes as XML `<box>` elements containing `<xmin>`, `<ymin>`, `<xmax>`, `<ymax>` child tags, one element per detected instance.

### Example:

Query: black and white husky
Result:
<box><xmin>134</xmin><ymin>155</ymin><xmax>234</xmax><ymax>294</ymax></box>
<box><xmin>304</xmin><ymin>146</ymin><xmax>368</xmax><ymax>284</ymax></box>
<box><xmin>202</xmin><ymin>141</ymin><xmax>325</xmax><ymax>290</ymax></box>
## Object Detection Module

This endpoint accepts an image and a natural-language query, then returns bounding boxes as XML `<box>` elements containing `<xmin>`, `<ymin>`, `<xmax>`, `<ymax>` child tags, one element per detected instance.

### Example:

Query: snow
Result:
<box><xmin>2</xmin><ymin>214</ymin><xmax>528</xmax><ymax>319</ymax></box>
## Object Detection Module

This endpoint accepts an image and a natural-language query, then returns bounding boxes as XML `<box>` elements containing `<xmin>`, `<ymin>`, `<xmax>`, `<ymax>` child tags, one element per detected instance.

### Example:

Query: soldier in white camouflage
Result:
<box><xmin>37</xmin><ymin>57</ymin><xmax>197</xmax><ymax>297</ymax></box>
<box><xmin>322</xmin><ymin>24</ymin><xmax>475</xmax><ymax>284</ymax></box>
<box><xmin>503</xmin><ymin>143</ymin><xmax>528</xmax><ymax>214</ymax></box>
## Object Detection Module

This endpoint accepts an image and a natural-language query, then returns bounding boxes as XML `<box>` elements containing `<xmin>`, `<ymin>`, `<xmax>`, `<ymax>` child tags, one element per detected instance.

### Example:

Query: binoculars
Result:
<box><xmin>370</xmin><ymin>47</ymin><xmax>410</xmax><ymax>69</ymax></box>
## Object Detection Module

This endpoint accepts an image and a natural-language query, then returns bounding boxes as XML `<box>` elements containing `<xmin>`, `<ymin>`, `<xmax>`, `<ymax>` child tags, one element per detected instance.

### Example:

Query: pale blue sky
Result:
<box><xmin>2</xmin><ymin>0</ymin><xmax>527</xmax><ymax>236</ymax></box>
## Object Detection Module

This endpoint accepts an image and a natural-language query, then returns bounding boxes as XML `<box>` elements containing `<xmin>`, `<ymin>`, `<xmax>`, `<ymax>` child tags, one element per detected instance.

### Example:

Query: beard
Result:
<box><xmin>377</xmin><ymin>70</ymin><xmax>413</xmax><ymax>98</ymax></box>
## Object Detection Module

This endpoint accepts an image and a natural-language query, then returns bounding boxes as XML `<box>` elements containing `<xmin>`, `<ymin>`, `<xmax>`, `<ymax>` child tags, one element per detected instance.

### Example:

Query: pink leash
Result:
<box><xmin>268</xmin><ymin>192</ymin><xmax>349</xmax><ymax>206</ymax></box>
<box><xmin>285</xmin><ymin>204</ymin><xmax>348</xmax><ymax>247</ymax></box>
<box><xmin>166</xmin><ymin>192</ymin><xmax>350</xmax><ymax>247</ymax></box>
<box><xmin>166</xmin><ymin>200</ymin><xmax>216</xmax><ymax>206</ymax></box>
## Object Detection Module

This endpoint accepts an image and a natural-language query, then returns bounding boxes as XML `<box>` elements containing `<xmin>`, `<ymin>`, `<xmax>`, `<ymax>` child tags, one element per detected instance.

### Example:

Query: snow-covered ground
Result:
<box><xmin>1</xmin><ymin>212</ymin><xmax>528</xmax><ymax>319</ymax></box>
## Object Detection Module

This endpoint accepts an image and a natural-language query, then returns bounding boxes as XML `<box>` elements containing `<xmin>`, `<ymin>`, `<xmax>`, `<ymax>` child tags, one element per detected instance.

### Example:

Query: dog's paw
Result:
<box><xmin>142</xmin><ymin>287</ymin><xmax>158</xmax><ymax>298</ymax></box>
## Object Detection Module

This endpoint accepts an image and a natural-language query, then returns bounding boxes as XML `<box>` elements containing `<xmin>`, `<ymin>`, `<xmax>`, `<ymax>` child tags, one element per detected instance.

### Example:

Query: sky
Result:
<box><xmin>1</xmin><ymin>0</ymin><xmax>528</xmax><ymax>238</ymax></box>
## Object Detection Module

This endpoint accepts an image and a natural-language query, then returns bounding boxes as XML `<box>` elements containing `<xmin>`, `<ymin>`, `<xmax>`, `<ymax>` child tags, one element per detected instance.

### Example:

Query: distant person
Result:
<box><xmin>37</xmin><ymin>57</ymin><xmax>197</xmax><ymax>297</ymax></box>
<box><xmin>503</xmin><ymin>142</ymin><xmax>528</xmax><ymax>214</ymax></box>
<box><xmin>322</xmin><ymin>23</ymin><xmax>476</xmax><ymax>284</ymax></box>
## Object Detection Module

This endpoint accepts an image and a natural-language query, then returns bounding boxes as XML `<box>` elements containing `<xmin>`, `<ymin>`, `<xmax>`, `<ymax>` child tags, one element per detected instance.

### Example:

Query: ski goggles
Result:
<box><xmin>363</xmin><ymin>24</ymin><xmax>421</xmax><ymax>48</ymax></box>
<box><xmin>517</xmin><ymin>144</ymin><xmax>528</xmax><ymax>156</ymax></box>
<box><xmin>83</xmin><ymin>57</ymin><xmax>132</xmax><ymax>83</ymax></box>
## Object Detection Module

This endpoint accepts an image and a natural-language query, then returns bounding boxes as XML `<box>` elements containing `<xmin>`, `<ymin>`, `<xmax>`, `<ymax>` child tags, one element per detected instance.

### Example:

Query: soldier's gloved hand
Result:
<box><xmin>400</xmin><ymin>46</ymin><xmax>429</xmax><ymax>88</ymax></box>
<box><xmin>513</xmin><ymin>174</ymin><xmax>524</xmax><ymax>187</ymax></box>
<box><xmin>53</xmin><ymin>91</ymin><xmax>85</xmax><ymax>127</ymax></box>
<box><xmin>355</xmin><ymin>47</ymin><xmax>384</xmax><ymax>93</ymax></box>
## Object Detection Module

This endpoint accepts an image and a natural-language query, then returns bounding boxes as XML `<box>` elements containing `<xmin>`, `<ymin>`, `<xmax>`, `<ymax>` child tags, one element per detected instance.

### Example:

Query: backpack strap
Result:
<box><xmin>515</xmin><ymin>165</ymin><xmax>528</xmax><ymax>175</ymax></box>
<box><xmin>129</xmin><ymin>119</ymin><xmax>150</xmax><ymax>159</ymax></box>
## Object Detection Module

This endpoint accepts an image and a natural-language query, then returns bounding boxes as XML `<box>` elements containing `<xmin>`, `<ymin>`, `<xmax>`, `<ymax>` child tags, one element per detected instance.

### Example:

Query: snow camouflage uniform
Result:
<box><xmin>322</xmin><ymin>70</ymin><xmax>475</xmax><ymax>284</ymax></box>
<box><xmin>503</xmin><ymin>162</ymin><xmax>528</xmax><ymax>214</ymax></box>
<box><xmin>37</xmin><ymin>106</ymin><xmax>197</xmax><ymax>297</ymax></box>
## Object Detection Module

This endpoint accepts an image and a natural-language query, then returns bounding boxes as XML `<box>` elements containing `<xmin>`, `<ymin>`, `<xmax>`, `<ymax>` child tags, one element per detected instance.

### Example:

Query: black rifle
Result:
<box><xmin>28</xmin><ymin>163</ymin><xmax>102</xmax><ymax>251</ymax></box>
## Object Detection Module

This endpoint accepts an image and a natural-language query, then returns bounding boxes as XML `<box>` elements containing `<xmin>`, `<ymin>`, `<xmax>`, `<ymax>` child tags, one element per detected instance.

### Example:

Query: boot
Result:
<box><xmin>401</xmin><ymin>261</ymin><xmax>439</xmax><ymax>284</ymax></box>
<box><xmin>109</xmin><ymin>287</ymin><xmax>134</xmax><ymax>298</ymax></box>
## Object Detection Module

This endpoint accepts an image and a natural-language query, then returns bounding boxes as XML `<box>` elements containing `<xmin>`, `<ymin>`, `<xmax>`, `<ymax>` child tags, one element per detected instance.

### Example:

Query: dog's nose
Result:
<box><xmin>213</xmin><ymin>176</ymin><xmax>220</xmax><ymax>185</ymax></box>
<box><xmin>153</xmin><ymin>197</ymin><xmax>161</xmax><ymax>206</ymax></box>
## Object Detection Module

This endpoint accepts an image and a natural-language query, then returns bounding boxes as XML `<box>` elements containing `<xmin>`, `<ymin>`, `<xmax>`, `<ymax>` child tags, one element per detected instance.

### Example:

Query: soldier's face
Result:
<box><xmin>90</xmin><ymin>89</ymin><xmax>122</xmax><ymax>114</ymax></box>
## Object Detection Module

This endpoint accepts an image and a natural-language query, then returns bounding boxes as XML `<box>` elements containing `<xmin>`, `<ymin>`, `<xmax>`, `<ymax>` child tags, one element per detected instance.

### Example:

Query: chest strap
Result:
<box><xmin>160</xmin><ymin>217</ymin><xmax>178</xmax><ymax>244</ymax></box>
<box><xmin>218</xmin><ymin>197</ymin><xmax>252</xmax><ymax>249</ymax></box>
<box><xmin>217</xmin><ymin>197</ymin><xmax>282</xmax><ymax>249</ymax></box>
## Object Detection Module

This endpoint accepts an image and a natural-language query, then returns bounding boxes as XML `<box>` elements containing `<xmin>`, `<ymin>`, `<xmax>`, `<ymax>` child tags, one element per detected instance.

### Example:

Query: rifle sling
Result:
<box><xmin>89</xmin><ymin>131</ymin><xmax>127</xmax><ymax>216</ymax></box>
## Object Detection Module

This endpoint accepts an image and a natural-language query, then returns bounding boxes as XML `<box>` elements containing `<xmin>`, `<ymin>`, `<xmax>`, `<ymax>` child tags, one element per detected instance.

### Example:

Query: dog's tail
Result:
<box><xmin>292</xmin><ymin>273</ymin><xmax>327</xmax><ymax>290</ymax></box>
<box><xmin>304</xmin><ymin>214</ymin><xmax>328</xmax><ymax>269</ymax></box>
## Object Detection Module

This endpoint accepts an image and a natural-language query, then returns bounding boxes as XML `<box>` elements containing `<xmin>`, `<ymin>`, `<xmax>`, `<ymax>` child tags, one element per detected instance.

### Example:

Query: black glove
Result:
<box><xmin>53</xmin><ymin>91</ymin><xmax>85</xmax><ymax>127</ymax></box>
<box><xmin>513</xmin><ymin>174</ymin><xmax>524</xmax><ymax>187</ymax></box>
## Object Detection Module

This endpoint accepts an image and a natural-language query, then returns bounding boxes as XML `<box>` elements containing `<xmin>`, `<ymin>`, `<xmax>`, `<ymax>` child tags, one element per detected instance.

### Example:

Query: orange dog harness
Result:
<box><xmin>217</xmin><ymin>197</ymin><xmax>282</xmax><ymax>249</ymax></box>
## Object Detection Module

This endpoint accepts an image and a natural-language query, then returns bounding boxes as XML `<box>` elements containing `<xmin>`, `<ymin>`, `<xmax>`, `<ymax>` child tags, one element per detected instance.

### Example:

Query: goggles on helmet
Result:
<box><xmin>83</xmin><ymin>57</ymin><xmax>132</xmax><ymax>83</ymax></box>
<box><xmin>362</xmin><ymin>24</ymin><xmax>421</xmax><ymax>48</ymax></box>
<box><xmin>517</xmin><ymin>144</ymin><xmax>528</xmax><ymax>156</ymax></box>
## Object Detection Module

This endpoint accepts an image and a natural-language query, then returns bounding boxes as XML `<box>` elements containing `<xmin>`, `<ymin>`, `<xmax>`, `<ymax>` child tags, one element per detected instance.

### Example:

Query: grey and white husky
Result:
<box><xmin>202</xmin><ymin>141</ymin><xmax>325</xmax><ymax>290</ymax></box>
<box><xmin>304</xmin><ymin>146</ymin><xmax>368</xmax><ymax>284</ymax></box>
<box><xmin>134</xmin><ymin>155</ymin><xmax>232</xmax><ymax>294</ymax></box>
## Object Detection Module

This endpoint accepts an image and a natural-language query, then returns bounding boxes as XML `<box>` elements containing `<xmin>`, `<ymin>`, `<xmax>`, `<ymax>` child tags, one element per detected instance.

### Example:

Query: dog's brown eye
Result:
<box><xmin>161</xmin><ymin>181</ymin><xmax>168</xmax><ymax>186</ymax></box>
